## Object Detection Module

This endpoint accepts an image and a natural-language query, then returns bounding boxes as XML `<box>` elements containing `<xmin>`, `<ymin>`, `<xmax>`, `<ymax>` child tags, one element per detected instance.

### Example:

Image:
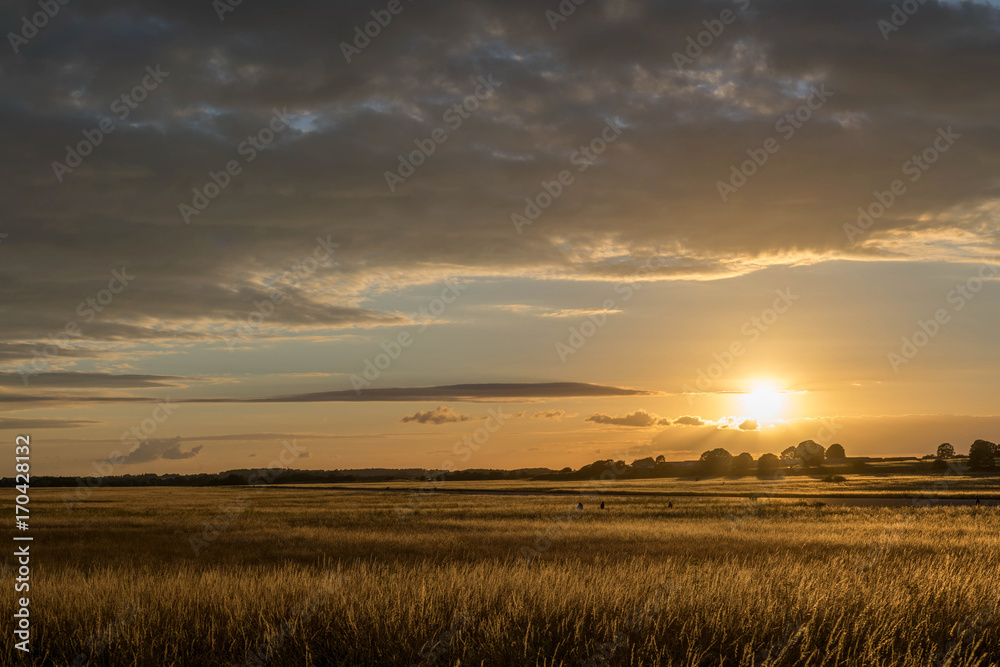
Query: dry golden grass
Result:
<box><xmin>4</xmin><ymin>486</ymin><xmax>1000</xmax><ymax>666</ymax></box>
<box><xmin>333</xmin><ymin>472</ymin><xmax>1000</xmax><ymax>498</ymax></box>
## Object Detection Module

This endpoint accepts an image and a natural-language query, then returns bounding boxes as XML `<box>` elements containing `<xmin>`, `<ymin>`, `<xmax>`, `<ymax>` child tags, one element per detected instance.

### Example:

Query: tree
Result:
<box><xmin>969</xmin><ymin>440</ymin><xmax>997</xmax><ymax>470</ymax></box>
<box><xmin>732</xmin><ymin>452</ymin><xmax>754</xmax><ymax>475</ymax></box>
<box><xmin>655</xmin><ymin>454</ymin><xmax>666</xmax><ymax>464</ymax></box>
<box><xmin>631</xmin><ymin>457</ymin><xmax>656</xmax><ymax>471</ymax></box>
<box><xmin>780</xmin><ymin>446</ymin><xmax>798</xmax><ymax>461</ymax></box>
<box><xmin>826</xmin><ymin>443</ymin><xmax>846</xmax><ymax>460</ymax></box>
<box><xmin>578</xmin><ymin>459</ymin><xmax>614</xmax><ymax>478</ymax></box>
<box><xmin>757</xmin><ymin>453</ymin><xmax>780</xmax><ymax>478</ymax></box>
<box><xmin>698</xmin><ymin>448</ymin><xmax>734</xmax><ymax>476</ymax></box>
<box><xmin>936</xmin><ymin>443</ymin><xmax>955</xmax><ymax>459</ymax></box>
<box><xmin>795</xmin><ymin>440</ymin><xmax>826</xmax><ymax>467</ymax></box>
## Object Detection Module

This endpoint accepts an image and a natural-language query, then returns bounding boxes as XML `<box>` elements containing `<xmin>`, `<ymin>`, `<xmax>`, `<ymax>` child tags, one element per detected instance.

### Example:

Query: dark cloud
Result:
<box><xmin>0</xmin><ymin>381</ymin><xmax>657</xmax><ymax>405</ymax></box>
<box><xmin>738</xmin><ymin>419</ymin><xmax>759</xmax><ymax>431</ymax></box>
<box><xmin>400</xmin><ymin>406</ymin><xmax>477</xmax><ymax>424</ymax></box>
<box><xmin>0</xmin><ymin>372</ymin><xmax>188</xmax><ymax>388</ymax></box>
<box><xmin>533</xmin><ymin>409</ymin><xmax>566</xmax><ymax>420</ymax></box>
<box><xmin>0</xmin><ymin>393</ymin><xmax>153</xmax><ymax>404</ymax></box>
<box><xmin>122</xmin><ymin>437</ymin><xmax>202</xmax><ymax>463</ymax></box>
<box><xmin>0</xmin><ymin>417</ymin><xmax>100</xmax><ymax>430</ymax></box>
<box><xmin>672</xmin><ymin>416</ymin><xmax>707</xmax><ymax>427</ymax></box>
<box><xmin>3</xmin><ymin>0</ymin><xmax>999</xmax><ymax>369</ymax></box>
<box><xmin>586</xmin><ymin>410</ymin><xmax>669</xmax><ymax>428</ymax></box>
<box><xmin>0</xmin><ymin>343</ymin><xmax>101</xmax><ymax>362</ymax></box>
<box><xmin>196</xmin><ymin>382</ymin><xmax>660</xmax><ymax>403</ymax></box>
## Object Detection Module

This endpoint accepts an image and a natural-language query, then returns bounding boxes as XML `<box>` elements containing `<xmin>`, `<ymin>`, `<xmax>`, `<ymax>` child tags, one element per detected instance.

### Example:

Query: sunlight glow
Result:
<box><xmin>740</xmin><ymin>381</ymin><xmax>786</xmax><ymax>422</ymax></box>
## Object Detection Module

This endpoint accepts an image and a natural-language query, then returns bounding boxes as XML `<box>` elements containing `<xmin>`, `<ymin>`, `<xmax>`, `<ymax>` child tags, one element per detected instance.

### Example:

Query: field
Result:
<box><xmin>328</xmin><ymin>471</ymin><xmax>1000</xmax><ymax>498</ymax></box>
<box><xmin>6</xmin><ymin>476</ymin><xmax>1000</xmax><ymax>666</ymax></box>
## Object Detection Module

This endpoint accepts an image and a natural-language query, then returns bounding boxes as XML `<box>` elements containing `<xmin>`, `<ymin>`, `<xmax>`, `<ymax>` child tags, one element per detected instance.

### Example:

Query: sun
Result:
<box><xmin>740</xmin><ymin>381</ymin><xmax>786</xmax><ymax>422</ymax></box>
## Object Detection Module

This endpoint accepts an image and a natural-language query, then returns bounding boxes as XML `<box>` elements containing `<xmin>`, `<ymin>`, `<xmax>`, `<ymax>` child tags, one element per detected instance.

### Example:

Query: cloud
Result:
<box><xmin>0</xmin><ymin>394</ymin><xmax>154</xmax><ymax>405</ymax></box>
<box><xmin>714</xmin><ymin>417</ymin><xmax>763</xmax><ymax>430</ymax></box>
<box><xmin>0</xmin><ymin>373</ymin><xmax>188</xmax><ymax>388</ymax></box>
<box><xmin>0</xmin><ymin>417</ymin><xmax>100</xmax><ymax>430</ymax></box>
<box><xmin>198</xmin><ymin>382</ymin><xmax>660</xmax><ymax>403</ymax></box>
<box><xmin>491</xmin><ymin>306</ymin><xmax>623</xmax><ymax>318</ymax></box>
<box><xmin>0</xmin><ymin>382</ymin><xmax>660</xmax><ymax>406</ymax></box>
<box><xmin>537</xmin><ymin>308</ymin><xmax>624</xmax><ymax>318</ymax></box>
<box><xmin>672</xmin><ymin>416</ymin><xmax>707</xmax><ymax>427</ymax></box>
<box><xmin>533</xmin><ymin>410</ymin><xmax>566</xmax><ymax>420</ymax></box>
<box><xmin>3</xmin><ymin>0</ymin><xmax>999</xmax><ymax>370</ymax></box>
<box><xmin>123</xmin><ymin>437</ymin><xmax>203</xmax><ymax>464</ymax></box>
<box><xmin>400</xmin><ymin>406</ymin><xmax>479</xmax><ymax>425</ymax></box>
<box><xmin>586</xmin><ymin>410</ymin><xmax>669</xmax><ymax>428</ymax></box>
<box><xmin>4</xmin><ymin>0</ymin><xmax>999</xmax><ymax>475</ymax></box>
<box><xmin>0</xmin><ymin>343</ymin><xmax>102</xmax><ymax>362</ymax></box>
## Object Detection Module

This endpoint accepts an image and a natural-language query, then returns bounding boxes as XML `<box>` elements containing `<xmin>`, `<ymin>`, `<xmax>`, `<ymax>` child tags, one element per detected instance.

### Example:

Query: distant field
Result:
<box><xmin>5</xmin><ymin>485</ymin><xmax>1000</xmax><ymax>666</ymax></box>
<box><xmin>320</xmin><ymin>472</ymin><xmax>1000</xmax><ymax>499</ymax></box>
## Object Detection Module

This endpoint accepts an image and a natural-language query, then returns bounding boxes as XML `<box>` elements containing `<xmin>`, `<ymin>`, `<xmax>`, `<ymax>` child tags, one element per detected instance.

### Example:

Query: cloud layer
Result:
<box><xmin>3</xmin><ymin>0</ymin><xmax>999</xmax><ymax>365</ymax></box>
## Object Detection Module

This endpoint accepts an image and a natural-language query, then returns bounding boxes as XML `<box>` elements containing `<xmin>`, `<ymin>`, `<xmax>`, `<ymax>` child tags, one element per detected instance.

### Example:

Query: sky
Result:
<box><xmin>1</xmin><ymin>0</ymin><xmax>999</xmax><ymax>476</ymax></box>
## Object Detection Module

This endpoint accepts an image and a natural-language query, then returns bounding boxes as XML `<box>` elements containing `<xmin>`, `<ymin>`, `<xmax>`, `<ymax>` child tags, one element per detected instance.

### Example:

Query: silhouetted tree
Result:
<box><xmin>698</xmin><ymin>448</ymin><xmax>733</xmax><ymax>476</ymax></box>
<box><xmin>826</xmin><ymin>444</ymin><xmax>846</xmax><ymax>460</ymax></box>
<box><xmin>655</xmin><ymin>454</ymin><xmax>666</xmax><ymax>464</ymax></box>
<box><xmin>757</xmin><ymin>453</ymin><xmax>780</xmax><ymax>478</ymax></box>
<box><xmin>780</xmin><ymin>446</ymin><xmax>798</xmax><ymax>461</ymax></box>
<box><xmin>795</xmin><ymin>440</ymin><xmax>826</xmax><ymax>467</ymax></box>
<box><xmin>733</xmin><ymin>452</ymin><xmax>754</xmax><ymax>475</ymax></box>
<box><xmin>969</xmin><ymin>440</ymin><xmax>997</xmax><ymax>470</ymax></box>
<box><xmin>936</xmin><ymin>443</ymin><xmax>955</xmax><ymax>459</ymax></box>
<box><xmin>631</xmin><ymin>457</ymin><xmax>656</xmax><ymax>470</ymax></box>
<box><xmin>654</xmin><ymin>459</ymin><xmax>673</xmax><ymax>476</ymax></box>
<box><xmin>578</xmin><ymin>459</ymin><xmax>614</xmax><ymax>477</ymax></box>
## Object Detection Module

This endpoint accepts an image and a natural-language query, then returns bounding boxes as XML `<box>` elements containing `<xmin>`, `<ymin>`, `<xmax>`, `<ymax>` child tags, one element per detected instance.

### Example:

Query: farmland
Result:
<box><xmin>5</xmin><ymin>477</ymin><xmax>1000</xmax><ymax>666</ymax></box>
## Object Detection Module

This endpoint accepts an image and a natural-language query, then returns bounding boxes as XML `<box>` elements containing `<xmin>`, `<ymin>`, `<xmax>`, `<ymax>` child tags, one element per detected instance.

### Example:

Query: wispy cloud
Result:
<box><xmin>123</xmin><ymin>437</ymin><xmax>203</xmax><ymax>464</ymax></box>
<box><xmin>0</xmin><ymin>382</ymin><xmax>661</xmax><ymax>406</ymax></box>
<box><xmin>400</xmin><ymin>406</ymin><xmax>481</xmax><ymax>425</ymax></box>
<box><xmin>0</xmin><ymin>372</ymin><xmax>189</xmax><ymax>388</ymax></box>
<box><xmin>0</xmin><ymin>417</ymin><xmax>100</xmax><ymax>430</ymax></box>
<box><xmin>585</xmin><ymin>410</ymin><xmax>670</xmax><ymax>428</ymax></box>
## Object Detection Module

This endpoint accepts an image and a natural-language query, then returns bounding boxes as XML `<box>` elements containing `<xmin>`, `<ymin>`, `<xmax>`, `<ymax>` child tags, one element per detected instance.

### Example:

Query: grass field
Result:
<box><xmin>326</xmin><ymin>472</ymin><xmax>1000</xmax><ymax>498</ymax></box>
<box><xmin>6</xmin><ymin>476</ymin><xmax>1000</xmax><ymax>666</ymax></box>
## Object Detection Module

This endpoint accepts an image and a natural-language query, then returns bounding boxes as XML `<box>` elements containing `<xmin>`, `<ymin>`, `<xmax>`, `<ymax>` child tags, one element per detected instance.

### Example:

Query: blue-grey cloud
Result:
<box><xmin>123</xmin><ymin>437</ymin><xmax>203</xmax><ymax>464</ymax></box>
